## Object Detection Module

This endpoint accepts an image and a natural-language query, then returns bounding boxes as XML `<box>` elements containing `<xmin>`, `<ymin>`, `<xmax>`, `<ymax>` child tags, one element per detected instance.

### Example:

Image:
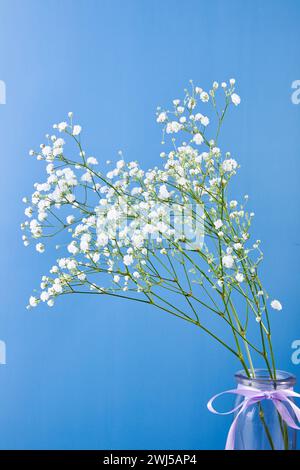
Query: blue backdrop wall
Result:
<box><xmin>0</xmin><ymin>0</ymin><xmax>299</xmax><ymax>449</ymax></box>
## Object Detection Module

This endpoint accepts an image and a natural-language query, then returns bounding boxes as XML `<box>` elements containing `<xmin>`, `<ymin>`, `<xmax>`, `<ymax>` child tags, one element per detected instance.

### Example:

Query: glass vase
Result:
<box><xmin>233</xmin><ymin>369</ymin><xmax>297</xmax><ymax>450</ymax></box>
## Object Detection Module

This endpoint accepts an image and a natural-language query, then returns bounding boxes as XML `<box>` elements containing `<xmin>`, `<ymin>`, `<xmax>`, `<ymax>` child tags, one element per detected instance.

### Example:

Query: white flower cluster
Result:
<box><xmin>22</xmin><ymin>80</ymin><xmax>282</xmax><ymax>335</ymax></box>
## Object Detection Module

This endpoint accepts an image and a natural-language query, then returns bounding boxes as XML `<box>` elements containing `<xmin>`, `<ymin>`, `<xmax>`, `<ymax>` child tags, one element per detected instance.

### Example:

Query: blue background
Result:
<box><xmin>0</xmin><ymin>0</ymin><xmax>299</xmax><ymax>450</ymax></box>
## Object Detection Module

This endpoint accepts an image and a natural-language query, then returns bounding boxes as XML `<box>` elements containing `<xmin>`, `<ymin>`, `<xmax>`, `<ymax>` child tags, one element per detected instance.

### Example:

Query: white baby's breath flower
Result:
<box><xmin>46</xmin><ymin>163</ymin><xmax>54</xmax><ymax>174</ymax></box>
<box><xmin>87</xmin><ymin>156</ymin><xmax>98</xmax><ymax>165</ymax></box>
<box><xmin>214</xmin><ymin>219</ymin><xmax>223</xmax><ymax>230</ymax></box>
<box><xmin>36</xmin><ymin>243</ymin><xmax>45</xmax><ymax>253</ymax></box>
<box><xmin>222</xmin><ymin>255</ymin><xmax>234</xmax><ymax>269</ymax></box>
<box><xmin>29</xmin><ymin>296</ymin><xmax>38</xmax><ymax>307</ymax></box>
<box><xmin>131</xmin><ymin>232</ymin><xmax>143</xmax><ymax>249</ymax></box>
<box><xmin>187</xmin><ymin>98</ymin><xmax>196</xmax><ymax>110</ymax></box>
<box><xmin>53</xmin><ymin>282</ymin><xmax>63</xmax><ymax>294</ymax></box>
<box><xmin>133</xmin><ymin>271</ymin><xmax>140</xmax><ymax>279</ymax></box>
<box><xmin>53</xmin><ymin>121</ymin><xmax>68</xmax><ymax>132</ymax></box>
<box><xmin>116</xmin><ymin>159</ymin><xmax>125</xmax><ymax>169</ymax></box>
<box><xmin>67</xmin><ymin>241</ymin><xmax>79</xmax><ymax>255</ymax></box>
<box><xmin>212</xmin><ymin>147</ymin><xmax>220</xmax><ymax>156</ymax></box>
<box><xmin>235</xmin><ymin>273</ymin><xmax>244</xmax><ymax>283</ymax></box>
<box><xmin>25</xmin><ymin>207</ymin><xmax>33</xmax><ymax>218</ymax></box>
<box><xmin>123</xmin><ymin>254</ymin><xmax>133</xmax><ymax>266</ymax></box>
<box><xmin>53</xmin><ymin>147</ymin><xmax>63</xmax><ymax>157</ymax></box>
<box><xmin>53</xmin><ymin>137</ymin><xmax>65</xmax><ymax>148</ymax></box>
<box><xmin>97</xmin><ymin>232</ymin><xmax>109</xmax><ymax>247</ymax></box>
<box><xmin>166</xmin><ymin>121</ymin><xmax>182</xmax><ymax>134</ymax></box>
<box><xmin>67</xmin><ymin>259</ymin><xmax>77</xmax><ymax>270</ymax></box>
<box><xmin>81</xmin><ymin>172</ymin><xmax>92</xmax><ymax>183</ymax></box>
<box><xmin>193</xmin><ymin>133</ymin><xmax>204</xmax><ymax>145</ymax></box>
<box><xmin>231</xmin><ymin>93</ymin><xmax>241</xmax><ymax>106</ymax></box>
<box><xmin>157</xmin><ymin>112</ymin><xmax>167</xmax><ymax>123</ymax></box>
<box><xmin>66</xmin><ymin>215</ymin><xmax>75</xmax><ymax>225</ymax></box>
<box><xmin>233</xmin><ymin>243</ymin><xmax>243</xmax><ymax>250</ymax></box>
<box><xmin>58</xmin><ymin>258</ymin><xmax>67</xmax><ymax>269</ymax></box>
<box><xmin>200</xmin><ymin>116</ymin><xmax>209</xmax><ymax>126</ymax></box>
<box><xmin>40</xmin><ymin>291</ymin><xmax>49</xmax><ymax>302</ymax></box>
<box><xmin>200</xmin><ymin>91</ymin><xmax>209</xmax><ymax>102</ymax></box>
<box><xmin>92</xmin><ymin>253</ymin><xmax>100</xmax><ymax>263</ymax></box>
<box><xmin>80</xmin><ymin>233</ymin><xmax>91</xmax><ymax>251</ymax></box>
<box><xmin>270</xmin><ymin>299</ymin><xmax>282</xmax><ymax>311</ymax></box>
<box><xmin>158</xmin><ymin>184</ymin><xmax>170</xmax><ymax>200</ymax></box>
<box><xmin>222</xmin><ymin>158</ymin><xmax>238</xmax><ymax>172</ymax></box>
<box><xmin>42</xmin><ymin>146</ymin><xmax>52</xmax><ymax>157</ymax></box>
<box><xmin>58</xmin><ymin>122</ymin><xmax>68</xmax><ymax>132</ymax></box>
<box><xmin>72</xmin><ymin>125</ymin><xmax>82</xmax><ymax>136</ymax></box>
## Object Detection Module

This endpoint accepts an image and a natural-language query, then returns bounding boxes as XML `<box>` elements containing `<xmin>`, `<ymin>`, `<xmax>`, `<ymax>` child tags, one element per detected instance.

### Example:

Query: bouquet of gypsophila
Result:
<box><xmin>22</xmin><ymin>79</ymin><xmax>291</xmax><ymax>450</ymax></box>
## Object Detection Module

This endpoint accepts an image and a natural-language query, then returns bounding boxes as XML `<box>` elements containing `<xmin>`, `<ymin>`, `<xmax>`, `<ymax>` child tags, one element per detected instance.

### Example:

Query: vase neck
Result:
<box><xmin>235</xmin><ymin>369</ymin><xmax>296</xmax><ymax>390</ymax></box>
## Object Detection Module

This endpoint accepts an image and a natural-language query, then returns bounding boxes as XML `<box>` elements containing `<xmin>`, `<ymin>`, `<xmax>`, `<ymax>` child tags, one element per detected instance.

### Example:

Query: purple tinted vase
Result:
<box><xmin>233</xmin><ymin>370</ymin><xmax>297</xmax><ymax>450</ymax></box>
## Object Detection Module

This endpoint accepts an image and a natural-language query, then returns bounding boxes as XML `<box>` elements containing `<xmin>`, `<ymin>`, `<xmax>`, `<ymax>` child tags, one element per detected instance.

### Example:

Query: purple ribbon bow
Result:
<box><xmin>207</xmin><ymin>385</ymin><xmax>300</xmax><ymax>450</ymax></box>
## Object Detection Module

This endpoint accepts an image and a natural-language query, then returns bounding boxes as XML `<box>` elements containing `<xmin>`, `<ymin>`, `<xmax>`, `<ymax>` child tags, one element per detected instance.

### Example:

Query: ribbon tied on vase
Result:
<box><xmin>207</xmin><ymin>385</ymin><xmax>300</xmax><ymax>450</ymax></box>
